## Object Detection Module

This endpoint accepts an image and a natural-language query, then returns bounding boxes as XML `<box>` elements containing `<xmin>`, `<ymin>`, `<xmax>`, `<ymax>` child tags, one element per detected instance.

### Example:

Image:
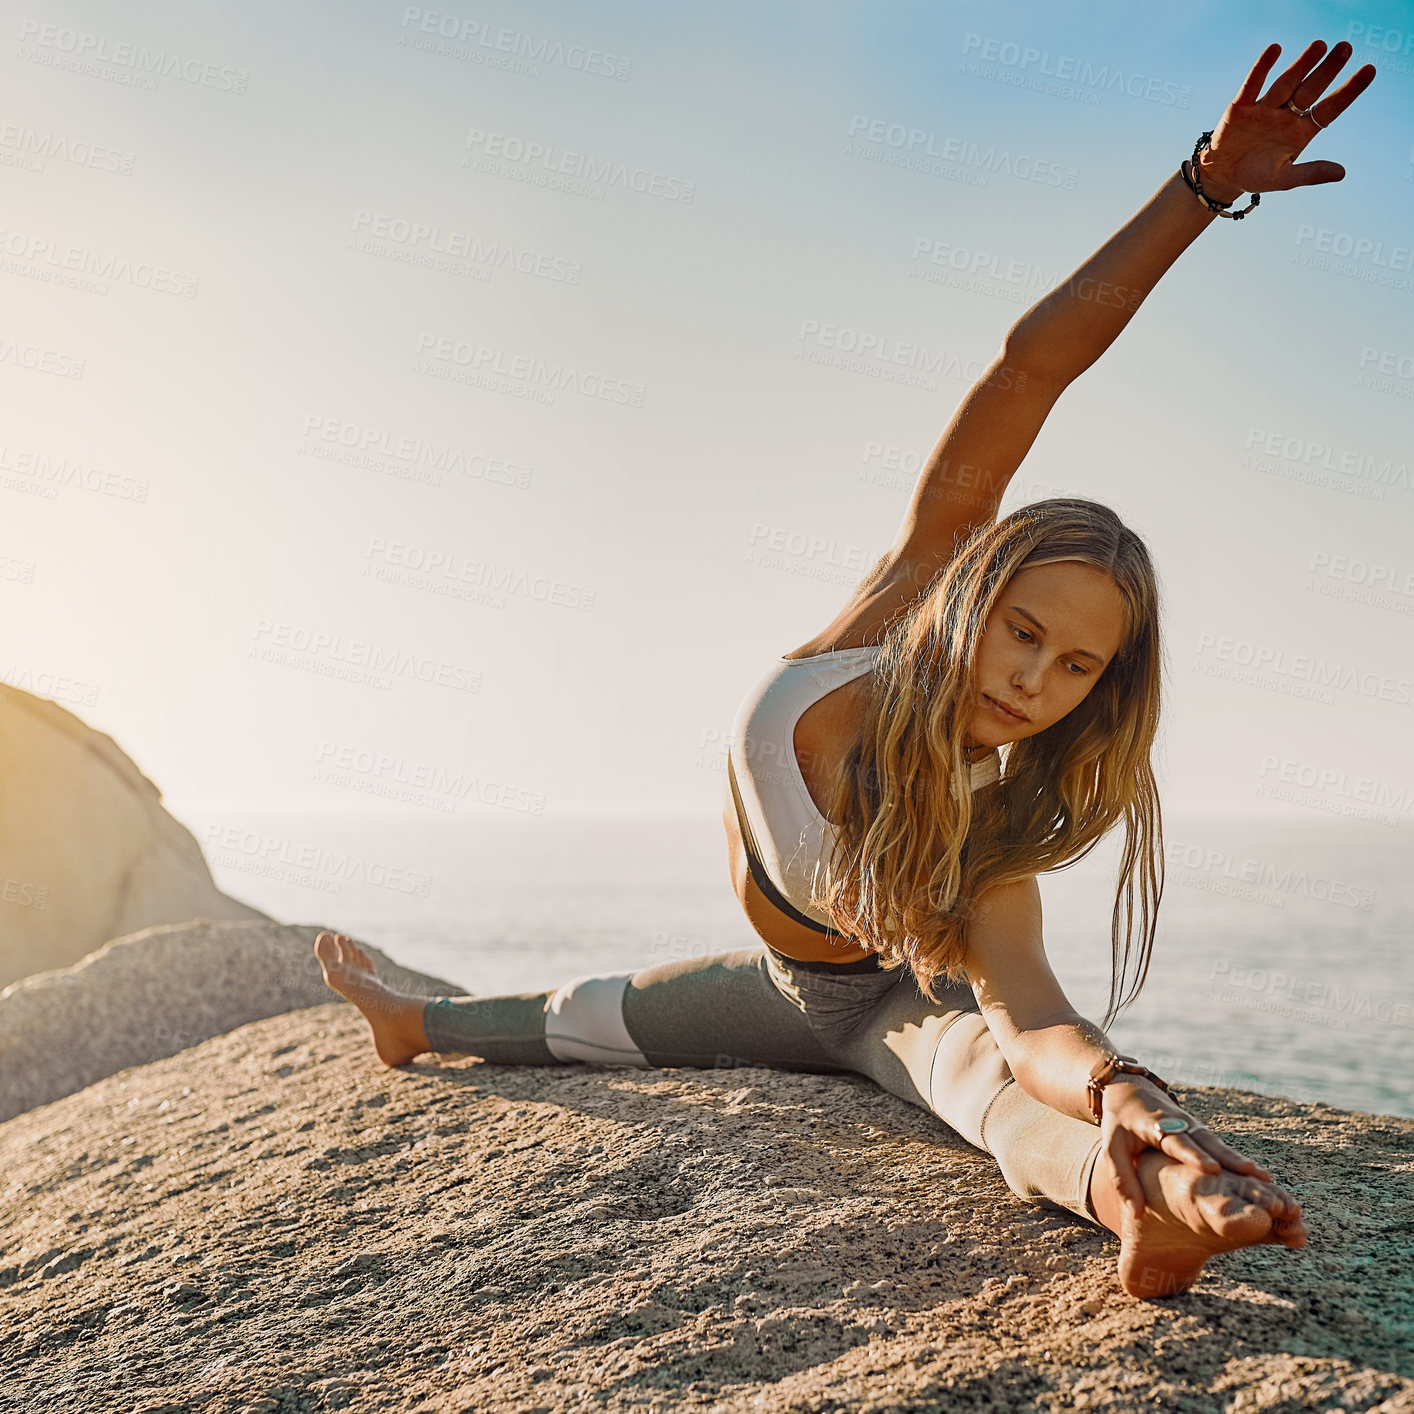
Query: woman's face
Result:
<box><xmin>967</xmin><ymin>561</ymin><xmax>1129</xmax><ymax>750</ymax></box>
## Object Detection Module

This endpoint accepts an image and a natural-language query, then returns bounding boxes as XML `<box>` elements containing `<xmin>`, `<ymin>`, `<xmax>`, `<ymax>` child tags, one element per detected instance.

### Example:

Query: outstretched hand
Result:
<box><xmin>1100</xmin><ymin>1079</ymin><xmax>1281</xmax><ymax>1221</ymax></box>
<box><xmin>1202</xmin><ymin>38</ymin><xmax>1377</xmax><ymax>194</ymax></box>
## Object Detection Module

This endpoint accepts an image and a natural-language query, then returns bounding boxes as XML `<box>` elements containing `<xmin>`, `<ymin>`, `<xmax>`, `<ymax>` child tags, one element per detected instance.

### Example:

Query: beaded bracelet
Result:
<box><xmin>1086</xmin><ymin>1053</ymin><xmax>1181</xmax><ymax>1126</ymax></box>
<box><xmin>1180</xmin><ymin>130</ymin><xmax>1260</xmax><ymax>219</ymax></box>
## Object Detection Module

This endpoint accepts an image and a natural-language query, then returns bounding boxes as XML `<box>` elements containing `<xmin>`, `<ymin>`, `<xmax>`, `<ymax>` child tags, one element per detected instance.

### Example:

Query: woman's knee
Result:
<box><xmin>544</xmin><ymin>972</ymin><xmax>652</xmax><ymax>1068</ymax></box>
<box><xmin>931</xmin><ymin>1011</ymin><xmax>1016</xmax><ymax>1151</ymax></box>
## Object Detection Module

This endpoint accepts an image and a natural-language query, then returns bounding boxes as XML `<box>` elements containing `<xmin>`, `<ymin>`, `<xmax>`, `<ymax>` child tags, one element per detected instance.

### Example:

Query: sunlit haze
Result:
<box><xmin>4</xmin><ymin>0</ymin><xmax>1410</xmax><ymax>834</ymax></box>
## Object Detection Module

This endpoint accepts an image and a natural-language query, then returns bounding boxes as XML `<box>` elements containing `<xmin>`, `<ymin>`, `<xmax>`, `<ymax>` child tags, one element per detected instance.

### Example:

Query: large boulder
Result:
<box><xmin>1</xmin><ymin>1006</ymin><xmax>1409</xmax><ymax>1409</ymax></box>
<box><xmin>0</xmin><ymin>918</ymin><xmax>468</xmax><ymax>1123</ymax></box>
<box><xmin>0</xmin><ymin>687</ymin><xmax>269</xmax><ymax>991</ymax></box>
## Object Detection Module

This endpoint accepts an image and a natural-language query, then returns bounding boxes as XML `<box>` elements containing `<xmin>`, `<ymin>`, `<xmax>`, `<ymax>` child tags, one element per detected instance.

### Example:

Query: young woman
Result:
<box><xmin>317</xmin><ymin>38</ymin><xmax>1376</xmax><ymax>1299</ymax></box>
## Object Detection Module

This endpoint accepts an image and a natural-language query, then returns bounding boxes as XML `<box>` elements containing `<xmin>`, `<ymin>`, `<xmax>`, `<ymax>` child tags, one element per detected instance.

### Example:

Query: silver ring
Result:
<box><xmin>1284</xmin><ymin>98</ymin><xmax>1326</xmax><ymax>129</ymax></box>
<box><xmin>1157</xmin><ymin>1116</ymin><xmax>1193</xmax><ymax>1135</ymax></box>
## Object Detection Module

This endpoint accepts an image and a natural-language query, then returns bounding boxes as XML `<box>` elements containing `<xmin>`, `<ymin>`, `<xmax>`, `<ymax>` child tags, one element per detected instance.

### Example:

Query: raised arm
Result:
<box><xmin>885</xmin><ymin>38</ymin><xmax>1376</xmax><ymax>595</ymax></box>
<box><xmin>1005</xmin><ymin>38</ymin><xmax>1373</xmax><ymax>382</ymax></box>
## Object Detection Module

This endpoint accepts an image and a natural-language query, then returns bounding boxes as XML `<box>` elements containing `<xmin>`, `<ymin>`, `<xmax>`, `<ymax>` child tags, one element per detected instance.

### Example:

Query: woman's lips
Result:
<box><xmin>983</xmin><ymin>693</ymin><xmax>1028</xmax><ymax>723</ymax></box>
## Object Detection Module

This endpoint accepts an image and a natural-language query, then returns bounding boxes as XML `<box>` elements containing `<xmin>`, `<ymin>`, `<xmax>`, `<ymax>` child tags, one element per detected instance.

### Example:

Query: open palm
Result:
<box><xmin>1204</xmin><ymin>39</ymin><xmax>1376</xmax><ymax>193</ymax></box>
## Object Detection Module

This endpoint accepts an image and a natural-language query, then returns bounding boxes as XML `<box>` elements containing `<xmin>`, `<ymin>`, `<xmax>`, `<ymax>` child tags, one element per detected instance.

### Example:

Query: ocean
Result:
<box><xmin>193</xmin><ymin>810</ymin><xmax>1413</xmax><ymax>1123</ymax></box>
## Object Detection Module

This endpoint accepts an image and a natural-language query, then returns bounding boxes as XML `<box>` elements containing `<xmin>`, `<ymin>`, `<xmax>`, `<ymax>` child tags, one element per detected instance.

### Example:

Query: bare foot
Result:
<box><xmin>1089</xmin><ymin>1144</ymin><xmax>1308</xmax><ymax>1299</ymax></box>
<box><xmin>314</xmin><ymin>930</ymin><xmax>431</xmax><ymax>1067</ymax></box>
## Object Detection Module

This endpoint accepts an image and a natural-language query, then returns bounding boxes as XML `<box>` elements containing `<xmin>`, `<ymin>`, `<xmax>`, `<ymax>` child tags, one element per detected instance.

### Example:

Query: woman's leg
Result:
<box><xmin>759</xmin><ymin>948</ymin><xmax>1105</xmax><ymax>1228</ymax></box>
<box><xmin>422</xmin><ymin>946</ymin><xmax>846</xmax><ymax>1075</ymax></box>
<box><xmin>320</xmin><ymin>930</ymin><xmax>1309</xmax><ymax>1293</ymax></box>
<box><xmin>320</xmin><ymin>933</ymin><xmax>1312</xmax><ymax>1289</ymax></box>
<box><xmin>325</xmin><ymin>926</ymin><xmax>1098</xmax><ymax>1222</ymax></box>
<box><xmin>423</xmin><ymin>941</ymin><xmax>1102</xmax><ymax>1226</ymax></box>
<box><xmin>315</xmin><ymin>931</ymin><xmax>839</xmax><ymax>1072</ymax></box>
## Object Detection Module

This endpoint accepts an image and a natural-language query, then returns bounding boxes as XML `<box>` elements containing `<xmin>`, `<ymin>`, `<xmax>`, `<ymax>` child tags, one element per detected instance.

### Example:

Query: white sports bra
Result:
<box><xmin>728</xmin><ymin>644</ymin><xmax>1000</xmax><ymax>930</ymax></box>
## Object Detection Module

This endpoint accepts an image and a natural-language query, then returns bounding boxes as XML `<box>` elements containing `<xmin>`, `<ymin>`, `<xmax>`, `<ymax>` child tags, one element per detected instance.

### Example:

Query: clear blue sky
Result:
<box><xmin>3</xmin><ymin>0</ymin><xmax>1411</xmax><ymax>822</ymax></box>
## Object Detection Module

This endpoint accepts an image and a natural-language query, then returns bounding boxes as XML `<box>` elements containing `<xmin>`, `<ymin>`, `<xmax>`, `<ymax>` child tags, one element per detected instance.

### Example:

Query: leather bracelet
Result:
<box><xmin>1086</xmin><ymin>1053</ymin><xmax>1179</xmax><ymax>1126</ymax></box>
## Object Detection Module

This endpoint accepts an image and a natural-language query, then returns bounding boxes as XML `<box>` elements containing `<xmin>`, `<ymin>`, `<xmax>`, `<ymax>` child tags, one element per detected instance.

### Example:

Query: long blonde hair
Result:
<box><xmin>814</xmin><ymin>498</ymin><xmax>1164</xmax><ymax>1030</ymax></box>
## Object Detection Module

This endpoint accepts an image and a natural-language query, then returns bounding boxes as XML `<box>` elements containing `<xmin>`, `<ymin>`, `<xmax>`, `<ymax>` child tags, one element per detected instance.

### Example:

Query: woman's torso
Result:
<box><xmin>724</xmin><ymin>595</ymin><xmax>1001</xmax><ymax>964</ymax></box>
<box><xmin>723</xmin><ymin>642</ymin><xmax>879</xmax><ymax>964</ymax></box>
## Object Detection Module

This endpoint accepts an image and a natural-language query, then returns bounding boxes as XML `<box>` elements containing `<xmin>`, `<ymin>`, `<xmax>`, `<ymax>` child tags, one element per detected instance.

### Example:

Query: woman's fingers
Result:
<box><xmin>1172</xmin><ymin>1129</ymin><xmax>1292</xmax><ymax>1205</ymax></box>
<box><xmin>1283</xmin><ymin>39</ymin><xmax>1379</xmax><ymax>130</ymax></box>
<box><xmin>1228</xmin><ymin>1154</ymin><xmax>1274</xmax><ymax>1179</ymax></box>
<box><xmin>1307</xmin><ymin>56</ymin><xmax>1379</xmax><ymax>129</ymax></box>
<box><xmin>1285</xmin><ymin>159</ymin><xmax>1349</xmax><ymax>187</ymax></box>
<box><xmin>1262</xmin><ymin>38</ymin><xmax>1331</xmax><ymax>109</ymax></box>
<box><xmin>1106</xmin><ymin>1129</ymin><xmax>1147</xmax><ymax>1220</ymax></box>
<box><xmin>1233</xmin><ymin>37</ymin><xmax>1376</xmax><ymax>134</ymax></box>
<box><xmin>1133</xmin><ymin>1107</ymin><xmax>1247</xmax><ymax>1175</ymax></box>
<box><xmin>1187</xmin><ymin>1129</ymin><xmax>1272</xmax><ymax>1179</ymax></box>
<box><xmin>1158</xmin><ymin>1128</ymin><xmax>1220</xmax><ymax>1173</ymax></box>
<box><xmin>1234</xmin><ymin>42</ymin><xmax>1283</xmax><ymax>105</ymax></box>
<box><xmin>1261</xmin><ymin>37</ymin><xmax>1378</xmax><ymax>130</ymax></box>
<box><xmin>1286</xmin><ymin>39</ymin><xmax>1353</xmax><ymax>108</ymax></box>
<box><xmin>1113</xmin><ymin>1102</ymin><xmax>1303</xmax><ymax>1221</ymax></box>
<box><xmin>1193</xmin><ymin>1128</ymin><xmax>1269</xmax><ymax>1176</ymax></box>
<box><xmin>1204</xmin><ymin>1136</ymin><xmax>1283</xmax><ymax>1182</ymax></box>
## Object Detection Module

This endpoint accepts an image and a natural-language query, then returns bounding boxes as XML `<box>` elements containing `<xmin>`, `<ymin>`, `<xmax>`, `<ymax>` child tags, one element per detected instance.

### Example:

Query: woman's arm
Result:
<box><xmin>886</xmin><ymin>37</ymin><xmax>1376</xmax><ymax>582</ymax></box>
<box><xmin>884</xmin><ymin>152</ymin><xmax>1240</xmax><ymax>586</ymax></box>
<box><xmin>826</xmin><ymin>40</ymin><xmax>1375</xmax><ymax>644</ymax></box>
<box><xmin>880</xmin><ymin>166</ymin><xmax>1211</xmax><ymax>583</ymax></box>
<box><xmin>1003</xmin><ymin>167</ymin><xmax>1233</xmax><ymax>387</ymax></box>
<box><xmin>964</xmin><ymin>878</ymin><xmax>1275</xmax><ymax>1215</ymax></box>
<box><xmin>1007</xmin><ymin>37</ymin><xmax>1374</xmax><ymax>385</ymax></box>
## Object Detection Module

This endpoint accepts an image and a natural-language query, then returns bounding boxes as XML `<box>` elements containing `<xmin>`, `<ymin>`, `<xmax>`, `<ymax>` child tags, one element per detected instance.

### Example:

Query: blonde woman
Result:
<box><xmin>317</xmin><ymin>38</ymin><xmax>1375</xmax><ymax>1298</ymax></box>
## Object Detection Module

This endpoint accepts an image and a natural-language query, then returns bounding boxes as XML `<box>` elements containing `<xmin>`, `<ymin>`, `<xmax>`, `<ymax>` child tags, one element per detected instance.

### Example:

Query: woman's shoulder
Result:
<box><xmin>782</xmin><ymin>638</ymin><xmax>884</xmax><ymax>661</ymax></box>
<box><xmin>782</xmin><ymin>555</ymin><xmax>931</xmax><ymax>661</ymax></box>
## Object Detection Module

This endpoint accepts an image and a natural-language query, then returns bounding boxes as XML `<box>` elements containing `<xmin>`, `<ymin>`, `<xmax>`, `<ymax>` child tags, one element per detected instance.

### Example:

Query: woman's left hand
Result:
<box><xmin>1201</xmin><ymin>38</ymin><xmax>1377</xmax><ymax>196</ymax></box>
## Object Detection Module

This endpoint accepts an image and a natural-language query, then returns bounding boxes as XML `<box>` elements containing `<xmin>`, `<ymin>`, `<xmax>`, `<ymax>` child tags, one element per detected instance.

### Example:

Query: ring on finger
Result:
<box><xmin>1282</xmin><ymin>97</ymin><xmax>1327</xmax><ymax>129</ymax></box>
<box><xmin>1153</xmin><ymin>1114</ymin><xmax>1210</xmax><ymax>1136</ymax></box>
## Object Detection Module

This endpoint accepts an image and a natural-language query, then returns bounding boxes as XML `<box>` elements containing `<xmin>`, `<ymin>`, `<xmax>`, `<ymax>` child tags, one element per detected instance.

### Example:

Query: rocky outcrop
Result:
<box><xmin>0</xmin><ymin>1000</ymin><xmax>1409</xmax><ymax>1412</ymax></box>
<box><xmin>0</xmin><ymin>686</ymin><xmax>269</xmax><ymax>991</ymax></box>
<box><xmin>0</xmin><ymin>919</ymin><xmax>466</xmax><ymax>1123</ymax></box>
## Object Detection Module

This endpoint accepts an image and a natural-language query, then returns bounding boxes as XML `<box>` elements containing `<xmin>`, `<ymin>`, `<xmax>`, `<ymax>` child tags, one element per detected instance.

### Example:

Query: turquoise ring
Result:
<box><xmin>1157</xmin><ymin>1116</ymin><xmax>1193</xmax><ymax>1135</ymax></box>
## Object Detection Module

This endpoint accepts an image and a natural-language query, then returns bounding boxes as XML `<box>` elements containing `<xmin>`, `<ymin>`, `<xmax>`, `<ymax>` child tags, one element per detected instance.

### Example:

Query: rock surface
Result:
<box><xmin>2</xmin><ymin>1001</ymin><xmax>1410</xmax><ymax>1413</ymax></box>
<box><xmin>0</xmin><ymin>687</ymin><xmax>269</xmax><ymax>991</ymax></box>
<box><xmin>0</xmin><ymin>920</ymin><xmax>467</xmax><ymax>1124</ymax></box>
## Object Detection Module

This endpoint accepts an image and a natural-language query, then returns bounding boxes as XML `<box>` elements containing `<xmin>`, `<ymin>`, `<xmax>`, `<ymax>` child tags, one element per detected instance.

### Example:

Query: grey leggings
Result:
<box><xmin>422</xmin><ymin>945</ymin><xmax>1105</xmax><ymax>1229</ymax></box>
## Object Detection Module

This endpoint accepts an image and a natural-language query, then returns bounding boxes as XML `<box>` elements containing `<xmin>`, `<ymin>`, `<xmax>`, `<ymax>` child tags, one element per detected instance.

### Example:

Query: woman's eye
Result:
<box><xmin>1011</xmin><ymin>626</ymin><xmax>1032</xmax><ymax>642</ymax></box>
<box><xmin>1068</xmin><ymin>661</ymin><xmax>1088</xmax><ymax>675</ymax></box>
